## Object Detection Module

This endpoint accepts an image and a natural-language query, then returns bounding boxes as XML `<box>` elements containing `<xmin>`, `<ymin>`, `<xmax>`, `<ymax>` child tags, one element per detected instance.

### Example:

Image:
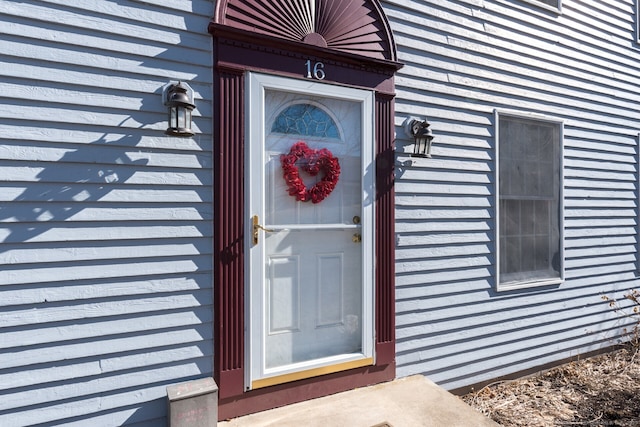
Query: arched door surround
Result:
<box><xmin>209</xmin><ymin>0</ymin><xmax>401</xmax><ymax>420</ymax></box>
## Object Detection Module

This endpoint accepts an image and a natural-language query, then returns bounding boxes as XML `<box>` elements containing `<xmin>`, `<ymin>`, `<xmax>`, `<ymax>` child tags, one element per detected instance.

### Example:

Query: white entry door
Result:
<box><xmin>246</xmin><ymin>73</ymin><xmax>375</xmax><ymax>389</ymax></box>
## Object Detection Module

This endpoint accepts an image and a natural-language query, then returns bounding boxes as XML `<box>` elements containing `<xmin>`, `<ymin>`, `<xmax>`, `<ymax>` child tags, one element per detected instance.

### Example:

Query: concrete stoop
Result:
<box><xmin>218</xmin><ymin>375</ymin><xmax>499</xmax><ymax>427</ymax></box>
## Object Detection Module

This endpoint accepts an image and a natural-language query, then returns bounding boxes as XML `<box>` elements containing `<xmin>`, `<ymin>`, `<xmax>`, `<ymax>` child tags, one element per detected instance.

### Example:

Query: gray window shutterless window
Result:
<box><xmin>522</xmin><ymin>0</ymin><xmax>561</xmax><ymax>13</ymax></box>
<box><xmin>531</xmin><ymin>0</ymin><xmax>558</xmax><ymax>7</ymax></box>
<box><xmin>496</xmin><ymin>112</ymin><xmax>564</xmax><ymax>290</ymax></box>
<box><xmin>637</xmin><ymin>2</ymin><xmax>640</xmax><ymax>44</ymax></box>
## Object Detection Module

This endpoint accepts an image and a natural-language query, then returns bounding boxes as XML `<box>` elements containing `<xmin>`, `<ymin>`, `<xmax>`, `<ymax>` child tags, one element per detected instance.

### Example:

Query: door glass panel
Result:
<box><xmin>265</xmin><ymin>91</ymin><xmax>361</xmax><ymax>227</ymax></box>
<box><xmin>263</xmin><ymin>89</ymin><xmax>363</xmax><ymax>371</ymax></box>
<box><xmin>271</xmin><ymin>103</ymin><xmax>340</xmax><ymax>138</ymax></box>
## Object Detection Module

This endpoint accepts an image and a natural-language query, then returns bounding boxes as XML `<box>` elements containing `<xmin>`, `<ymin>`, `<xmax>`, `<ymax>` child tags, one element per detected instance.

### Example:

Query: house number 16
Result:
<box><xmin>305</xmin><ymin>60</ymin><xmax>325</xmax><ymax>80</ymax></box>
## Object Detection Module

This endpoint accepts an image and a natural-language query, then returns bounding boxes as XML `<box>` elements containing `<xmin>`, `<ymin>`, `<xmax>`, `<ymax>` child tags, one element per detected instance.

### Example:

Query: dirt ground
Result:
<box><xmin>461</xmin><ymin>345</ymin><xmax>640</xmax><ymax>426</ymax></box>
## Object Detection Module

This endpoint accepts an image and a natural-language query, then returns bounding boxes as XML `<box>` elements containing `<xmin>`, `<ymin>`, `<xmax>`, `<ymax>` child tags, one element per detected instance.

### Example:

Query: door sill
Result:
<box><xmin>251</xmin><ymin>357</ymin><xmax>374</xmax><ymax>389</ymax></box>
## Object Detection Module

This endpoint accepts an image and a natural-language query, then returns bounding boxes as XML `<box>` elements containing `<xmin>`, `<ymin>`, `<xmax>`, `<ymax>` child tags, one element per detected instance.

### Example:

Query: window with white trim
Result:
<box><xmin>523</xmin><ymin>0</ymin><xmax>561</xmax><ymax>13</ymax></box>
<box><xmin>496</xmin><ymin>112</ymin><xmax>564</xmax><ymax>290</ymax></box>
<box><xmin>637</xmin><ymin>132</ymin><xmax>640</xmax><ymax>272</ymax></box>
<box><xmin>636</xmin><ymin>0</ymin><xmax>640</xmax><ymax>44</ymax></box>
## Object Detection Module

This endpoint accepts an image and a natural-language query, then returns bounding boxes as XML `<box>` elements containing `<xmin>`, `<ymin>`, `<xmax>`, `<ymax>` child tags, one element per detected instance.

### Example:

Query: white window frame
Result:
<box><xmin>495</xmin><ymin>110</ymin><xmax>565</xmax><ymax>291</ymax></box>
<box><xmin>637</xmin><ymin>133</ymin><xmax>640</xmax><ymax>272</ymax></box>
<box><xmin>637</xmin><ymin>0</ymin><xmax>640</xmax><ymax>44</ymax></box>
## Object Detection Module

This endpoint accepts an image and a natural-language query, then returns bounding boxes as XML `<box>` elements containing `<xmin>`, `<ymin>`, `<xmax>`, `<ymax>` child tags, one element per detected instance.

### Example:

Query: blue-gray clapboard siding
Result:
<box><xmin>2</xmin><ymin>0</ymin><xmax>640</xmax><ymax>424</ymax></box>
<box><xmin>386</xmin><ymin>0</ymin><xmax>640</xmax><ymax>390</ymax></box>
<box><xmin>0</xmin><ymin>1</ymin><xmax>214</xmax><ymax>426</ymax></box>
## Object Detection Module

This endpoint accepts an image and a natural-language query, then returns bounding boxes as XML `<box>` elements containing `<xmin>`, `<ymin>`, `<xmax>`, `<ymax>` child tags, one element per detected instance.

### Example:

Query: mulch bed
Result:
<box><xmin>461</xmin><ymin>345</ymin><xmax>640</xmax><ymax>426</ymax></box>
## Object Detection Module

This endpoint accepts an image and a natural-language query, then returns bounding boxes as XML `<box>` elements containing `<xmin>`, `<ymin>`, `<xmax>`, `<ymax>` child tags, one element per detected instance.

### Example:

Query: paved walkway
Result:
<box><xmin>219</xmin><ymin>375</ymin><xmax>499</xmax><ymax>427</ymax></box>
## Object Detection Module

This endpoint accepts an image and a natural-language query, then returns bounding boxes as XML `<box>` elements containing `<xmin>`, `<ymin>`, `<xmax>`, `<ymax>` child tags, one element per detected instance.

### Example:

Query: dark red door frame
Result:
<box><xmin>210</xmin><ymin>21</ymin><xmax>401</xmax><ymax>421</ymax></box>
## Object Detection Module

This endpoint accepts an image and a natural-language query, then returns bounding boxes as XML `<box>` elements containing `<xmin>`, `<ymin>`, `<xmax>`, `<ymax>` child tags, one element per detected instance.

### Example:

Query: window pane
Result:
<box><xmin>534</xmin><ymin>235</ymin><xmax>550</xmax><ymax>271</ymax></box>
<box><xmin>520</xmin><ymin>235</ymin><xmax>536</xmax><ymax>272</ymax></box>
<box><xmin>504</xmin><ymin>199</ymin><xmax>520</xmax><ymax>237</ymax></box>
<box><xmin>271</xmin><ymin>103</ymin><xmax>340</xmax><ymax>138</ymax></box>
<box><xmin>534</xmin><ymin>200</ymin><xmax>550</xmax><ymax>234</ymax></box>
<box><xmin>523</xmin><ymin>161</ymin><xmax>538</xmax><ymax>195</ymax></box>
<box><xmin>538</xmin><ymin>161</ymin><xmax>555</xmax><ymax>197</ymax></box>
<box><xmin>504</xmin><ymin>236</ymin><xmax>520</xmax><ymax>274</ymax></box>
<box><xmin>521</xmin><ymin>199</ymin><xmax>535</xmax><ymax>235</ymax></box>
<box><xmin>535</xmin><ymin>0</ymin><xmax>558</xmax><ymax>7</ymax></box>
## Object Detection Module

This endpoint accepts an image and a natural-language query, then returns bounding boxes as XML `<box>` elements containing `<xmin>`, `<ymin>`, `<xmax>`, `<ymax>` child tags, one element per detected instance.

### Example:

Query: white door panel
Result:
<box><xmin>264</xmin><ymin>229</ymin><xmax>362</xmax><ymax>369</ymax></box>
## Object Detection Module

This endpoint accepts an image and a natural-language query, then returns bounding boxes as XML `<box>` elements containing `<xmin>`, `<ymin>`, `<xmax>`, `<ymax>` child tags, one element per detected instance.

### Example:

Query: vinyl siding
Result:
<box><xmin>3</xmin><ymin>0</ymin><xmax>640</xmax><ymax>423</ymax></box>
<box><xmin>387</xmin><ymin>0</ymin><xmax>640</xmax><ymax>390</ymax></box>
<box><xmin>0</xmin><ymin>1</ymin><xmax>214</xmax><ymax>426</ymax></box>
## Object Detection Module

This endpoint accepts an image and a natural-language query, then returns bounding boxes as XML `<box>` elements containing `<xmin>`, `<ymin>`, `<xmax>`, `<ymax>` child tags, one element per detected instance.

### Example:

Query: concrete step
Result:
<box><xmin>219</xmin><ymin>375</ymin><xmax>499</xmax><ymax>427</ymax></box>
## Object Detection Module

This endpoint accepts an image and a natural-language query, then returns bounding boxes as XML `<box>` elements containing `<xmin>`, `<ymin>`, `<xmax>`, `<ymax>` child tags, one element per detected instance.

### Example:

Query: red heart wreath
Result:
<box><xmin>280</xmin><ymin>141</ymin><xmax>341</xmax><ymax>204</ymax></box>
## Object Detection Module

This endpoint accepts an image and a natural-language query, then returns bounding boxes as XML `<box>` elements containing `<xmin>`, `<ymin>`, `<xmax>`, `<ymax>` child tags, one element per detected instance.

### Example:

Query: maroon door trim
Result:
<box><xmin>213</xmin><ymin>66</ymin><xmax>246</xmax><ymax>400</ymax></box>
<box><xmin>210</xmin><ymin>1</ymin><xmax>401</xmax><ymax>419</ymax></box>
<box><xmin>375</xmin><ymin>93</ymin><xmax>396</xmax><ymax>366</ymax></box>
<box><xmin>214</xmin><ymin>0</ymin><xmax>398</xmax><ymax>62</ymax></box>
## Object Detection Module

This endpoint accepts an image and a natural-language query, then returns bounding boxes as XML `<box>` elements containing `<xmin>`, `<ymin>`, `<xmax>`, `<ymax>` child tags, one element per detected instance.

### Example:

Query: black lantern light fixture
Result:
<box><xmin>165</xmin><ymin>81</ymin><xmax>195</xmax><ymax>137</ymax></box>
<box><xmin>404</xmin><ymin>117</ymin><xmax>434</xmax><ymax>158</ymax></box>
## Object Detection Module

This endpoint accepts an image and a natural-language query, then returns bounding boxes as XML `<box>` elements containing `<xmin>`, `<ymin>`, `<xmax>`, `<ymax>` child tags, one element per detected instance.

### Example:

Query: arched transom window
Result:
<box><xmin>271</xmin><ymin>103</ymin><xmax>340</xmax><ymax>139</ymax></box>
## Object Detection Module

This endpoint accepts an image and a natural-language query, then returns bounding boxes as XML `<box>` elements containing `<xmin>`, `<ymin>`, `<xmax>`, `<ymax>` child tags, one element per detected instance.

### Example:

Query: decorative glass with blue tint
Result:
<box><xmin>271</xmin><ymin>103</ymin><xmax>340</xmax><ymax>138</ymax></box>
